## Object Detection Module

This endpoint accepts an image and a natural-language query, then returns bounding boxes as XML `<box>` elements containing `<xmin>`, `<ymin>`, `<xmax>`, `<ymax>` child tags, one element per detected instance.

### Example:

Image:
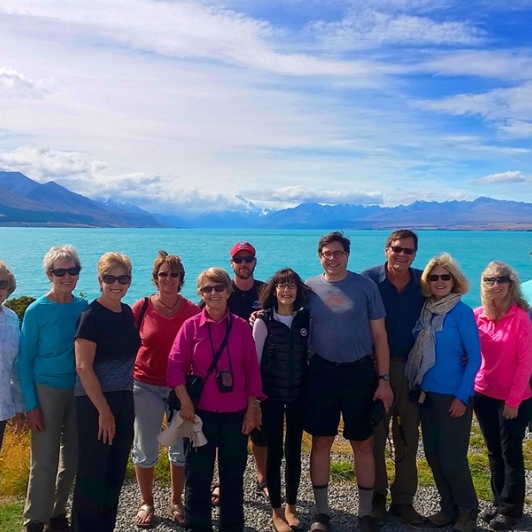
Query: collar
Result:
<box><xmin>198</xmin><ymin>307</ymin><xmax>231</xmax><ymax>326</ymax></box>
<box><xmin>477</xmin><ymin>302</ymin><xmax>520</xmax><ymax>321</ymax></box>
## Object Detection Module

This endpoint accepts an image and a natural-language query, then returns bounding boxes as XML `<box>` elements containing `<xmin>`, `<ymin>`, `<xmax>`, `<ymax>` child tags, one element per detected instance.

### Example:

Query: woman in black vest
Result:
<box><xmin>252</xmin><ymin>268</ymin><xmax>311</xmax><ymax>532</ymax></box>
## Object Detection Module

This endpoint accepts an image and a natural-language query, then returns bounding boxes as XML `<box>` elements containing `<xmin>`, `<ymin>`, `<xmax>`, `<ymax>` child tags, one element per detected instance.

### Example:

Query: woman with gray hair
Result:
<box><xmin>17</xmin><ymin>245</ymin><xmax>88</xmax><ymax>532</ymax></box>
<box><xmin>405</xmin><ymin>253</ymin><xmax>480</xmax><ymax>532</ymax></box>
<box><xmin>0</xmin><ymin>260</ymin><xmax>24</xmax><ymax>450</ymax></box>
<box><xmin>473</xmin><ymin>261</ymin><xmax>532</xmax><ymax>531</ymax></box>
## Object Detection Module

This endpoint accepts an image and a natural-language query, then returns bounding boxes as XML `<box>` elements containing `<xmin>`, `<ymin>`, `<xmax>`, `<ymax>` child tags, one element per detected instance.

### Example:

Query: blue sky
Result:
<box><xmin>1</xmin><ymin>0</ymin><xmax>531</xmax><ymax>216</ymax></box>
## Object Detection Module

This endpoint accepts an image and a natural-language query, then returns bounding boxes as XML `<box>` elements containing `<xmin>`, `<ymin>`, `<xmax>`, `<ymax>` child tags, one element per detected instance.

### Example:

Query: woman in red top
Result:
<box><xmin>131</xmin><ymin>251</ymin><xmax>200</xmax><ymax>528</ymax></box>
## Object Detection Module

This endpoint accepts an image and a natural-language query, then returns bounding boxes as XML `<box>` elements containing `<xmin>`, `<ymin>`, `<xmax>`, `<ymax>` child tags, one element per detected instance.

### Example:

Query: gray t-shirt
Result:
<box><xmin>306</xmin><ymin>271</ymin><xmax>386</xmax><ymax>363</ymax></box>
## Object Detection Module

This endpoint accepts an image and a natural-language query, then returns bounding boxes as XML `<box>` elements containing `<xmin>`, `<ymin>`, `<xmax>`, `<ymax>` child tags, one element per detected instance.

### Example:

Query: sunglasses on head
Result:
<box><xmin>389</xmin><ymin>246</ymin><xmax>416</xmax><ymax>255</ymax></box>
<box><xmin>232</xmin><ymin>255</ymin><xmax>255</xmax><ymax>264</ymax></box>
<box><xmin>428</xmin><ymin>274</ymin><xmax>453</xmax><ymax>282</ymax></box>
<box><xmin>102</xmin><ymin>274</ymin><xmax>131</xmax><ymax>285</ymax></box>
<box><xmin>483</xmin><ymin>276</ymin><xmax>511</xmax><ymax>285</ymax></box>
<box><xmin>0</xmin><ymin>280</ymin><xmax>8</xmax><ymax>290</ymax></box>
<box><xmin>50</xmin><ymin>267</ymin><xmax>81</xmax><ymax>277</ymax></box>
<box><xmin>157</xmin><ymin>271</ymin><xmax>180</xmax><ymax>278</ymax></box>
<box><xmin>201</xmin><ymin>284</ymin><xmax>225</xmax><ymax>294</ymax></box>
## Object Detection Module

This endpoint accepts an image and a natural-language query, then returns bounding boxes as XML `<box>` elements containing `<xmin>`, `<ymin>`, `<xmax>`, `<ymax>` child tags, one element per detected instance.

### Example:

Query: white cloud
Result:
<box><xmin>471</xmin><ymin>171</ymin><xmax>531</xmax><ymax>185</ymax></box>
<box><xmin>0</xmin><ymin>67</ymin><xmax>49</xmax><ymax>99</ymax></box>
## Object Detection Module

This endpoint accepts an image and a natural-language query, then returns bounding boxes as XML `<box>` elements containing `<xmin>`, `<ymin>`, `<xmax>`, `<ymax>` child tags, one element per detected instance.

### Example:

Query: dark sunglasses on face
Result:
<box><xmin>50</xmin><ymin>267</ymin><xmax>81</xmax><ymax>277</ymax></box>
<box><xmin>483</xmin><ymin>276</ymin><xmax>511</xmax><ymax>285</ymax></box>
<box><xmin>201</xmin><ymin>284</ymin><xmax>225</xmax><ymax>294</ymax></box>
<box><xmin>0</xmin><ymin>280</ymin><xmax>8</xmax><ymax>289</ymax></box>
<box><xmin>390</xmin><ymin>246</ymin><xmax>416</xmax><ymax>255</ymax></box>
<box><xmin>232</xmin><ymin>255</ymin><xmax>255</xmax><ymax>264</ymax></box>
<box><xmin>428</xmin><ymin>274</ymin><xmax>453</xmax><ymax>282</ymax></box>
<box><xmin>158</xmin><ymin>272</ymin><xmax>180</xmax><ymax>278</ymax></box>
<box><xmin>102</xmin><ymin>274</ymin><xmax>131</xmax><ymax>285</ymax></box>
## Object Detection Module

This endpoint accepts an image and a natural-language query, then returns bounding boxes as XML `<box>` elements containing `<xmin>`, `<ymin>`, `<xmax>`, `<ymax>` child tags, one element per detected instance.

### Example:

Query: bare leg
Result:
<box><xmin>252</xmin><ymin>441</ymin><xmax>269</xmax><ymax>497</ymax></box>
<box><xmin>310</xmin><ymin>436</ymin><xmax>334</xmax><ymax>486</ymax></box>
<box><xmin>285</xmin><ymin>503</ymin><xmax>301</xmax><ymax>528</ymax></box>
<box><xmin>351</xmin><ymin>438</ymin><xmax>375</xmax><ymax>487</ymax></box>
<box><xmin>135</xmin><ymin>466</ymin><xmax>155</xmax><ymax>526</ymax></box>
<box><xmin>170</xmin><ymin>463</ymin><xmax>185</xmax><ymax>506</ymax></box>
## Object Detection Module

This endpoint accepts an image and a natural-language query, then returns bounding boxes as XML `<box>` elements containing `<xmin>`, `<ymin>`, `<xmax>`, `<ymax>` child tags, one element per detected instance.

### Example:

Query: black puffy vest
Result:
<box><xmin>259</xmin><ymin>308</ymin><xmax>310</xmax><ymax>402</ymax></box>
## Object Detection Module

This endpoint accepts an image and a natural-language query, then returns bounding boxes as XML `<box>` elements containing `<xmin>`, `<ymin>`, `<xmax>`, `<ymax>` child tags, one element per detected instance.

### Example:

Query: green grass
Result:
<box><xmin>0</xmin><ymin>498</ymin><xmax>23</xmax><ymax>530</ymax></box>
<box><xmin>330</xmin><ymin>460</ymin><xmax>355</xmax><ymax>482</ymax></box>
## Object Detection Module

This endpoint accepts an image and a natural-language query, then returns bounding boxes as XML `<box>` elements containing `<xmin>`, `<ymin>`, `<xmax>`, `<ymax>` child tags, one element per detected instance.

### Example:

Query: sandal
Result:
<box><xmin>135</xmin><ymin>504</ymin><xmax>155</xmax><ymax>529</ymax></box>
<box><xmin>256</xmin><ymin>479</ymin><xmax>270</xmax><ymax>501</ymax></box>
<box><xmin>211</xmin><ymin>484</ymin><xmax>221</xmax><ymax>507</ymax></box>
<box><xmin>167</xmin><ymin>503</ymin><xmax>185</xmax><ymax>527</ymax></box>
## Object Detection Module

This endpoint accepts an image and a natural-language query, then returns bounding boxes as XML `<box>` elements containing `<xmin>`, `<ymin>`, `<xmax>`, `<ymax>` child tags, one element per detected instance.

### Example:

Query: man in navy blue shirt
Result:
<box><xmin>361</xmin><ymin>229</ymin><xmax>426</xmax><ymax>527</ymax></box>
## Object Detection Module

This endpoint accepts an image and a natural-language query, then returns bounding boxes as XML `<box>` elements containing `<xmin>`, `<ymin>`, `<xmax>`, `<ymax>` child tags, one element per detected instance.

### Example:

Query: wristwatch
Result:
<box><xmin>379</xmin><ymin>374</ymin><xmax>390</xmax><ymax>382</ymax></box>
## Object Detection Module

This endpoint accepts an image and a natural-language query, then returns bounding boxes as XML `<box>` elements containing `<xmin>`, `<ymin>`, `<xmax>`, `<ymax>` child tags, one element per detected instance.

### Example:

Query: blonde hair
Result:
<box><xmin>196</xmin><ymin>267</ymin><xmax>232</xmax><ymax>296</ymax></box>
<box><xmin>420</xmin><ymin>253</ymin><xmax>469</xmax><ymax>298</ymax></box>
<box><xmin>0</xmin><ymin>261</ymin><xmax>16</xmax><ymax>296</ymax></box>
<box><xmin>97</xmin><ymin>252</ymin><xmax>132</xmax><ymax>278</ymax></box>
<box><xmin>43</xmin><ymin>245</ymin><xmax>81</xmax><ymax>272</ymax></box>
<box><xmin>480</xmin><ymin>261</ymin><xmax>529</xmax><ymax>319</ymax></box>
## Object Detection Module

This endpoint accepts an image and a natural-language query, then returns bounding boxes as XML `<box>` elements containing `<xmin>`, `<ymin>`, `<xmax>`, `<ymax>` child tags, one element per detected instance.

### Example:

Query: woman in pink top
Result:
<box><xmin>131</xmin><ymin>251</ymin><xmax>200</xmax><ymax>528</ymax></box>
<box><xmin>473</xmin><ymin>261</ymin><xmax>532</xmax><ymax>531</ymax></box>
<box><xmin>167</xmin><ymin>267</ymin><xmax>262</xmax><ymax>532</ymax></box>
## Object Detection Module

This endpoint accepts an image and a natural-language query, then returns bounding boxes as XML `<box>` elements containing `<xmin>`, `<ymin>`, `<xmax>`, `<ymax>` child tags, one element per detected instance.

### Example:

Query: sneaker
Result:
<box><xmin>489</xmin><ymin>514</ymin><xmax>516</xmax><ymax>531</ymax></box>
<box><xmin>479</xmin><ymin>506</ymin><xmax>498</xmax><ymax>524</ymax></box>
<box><xmin>389</xmin><ymin>504</ymin><xmax>424</xmax><ymax>526</ymax></box>
<box><xmin>452</xmin><ymin>507</ymin><xmax>477</xmax><ymax>532</ymax></box>
<box><xmin>358</xmin><ymin>515</ymin><xmax>379</xmax><ymax>532</ymax></box>
<box><xmin>372</xmin><ymin>494</ymin><xmax>389</xmax><ymax>525</ymax></box>
<box><xmin>427</xmin><ymin>511</ymin><xmax>456</xmax><ymax>528</ymax></box>
<box><xmin>44</xmin><ymin>514</ymin><xmax>71</xmax><ymax>532</ymax></box>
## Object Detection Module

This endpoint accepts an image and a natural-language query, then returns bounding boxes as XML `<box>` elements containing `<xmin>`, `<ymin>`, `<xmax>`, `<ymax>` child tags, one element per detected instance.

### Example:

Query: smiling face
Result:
<box><xmin>319</xmin><ymin>241</ymin><xmax>349</xmax><ymax>281</ymax></box>
<box><xmin>385</xmin><ymin>237</ymin><xmax>416</xmax><ymax>274</ymax></box>
<box><xmin>99</xmin><ymin>265</ymin><xmax>131</xmax><ymax>303</ymax></box>
<box><xmin>483</xmin><ymin>275</ymin><xmax>511</xmax><ymax>305</ymax></box>
<box><xmin>46</xmin><ymin>258</ymin><xmax>80</xmax><ymax>297</ymax></box>
<box><xmin>275</xmin><ymin>281</ymin><xmax>297</xmax><ymax>309</ymax></box>
<box><xmin>156</xmin><ymin>262</ymin><xmax>181</xmax><ymax>296</ymax></box>
<box><xmin>427</xmin><ymin>265</ymin><xmax>454</xmax><ymax>300</ymax></box>
<box><xmin>200</xmin><ymin>282</ymin><xmax>229</xmax><ymax>314</ymax></box>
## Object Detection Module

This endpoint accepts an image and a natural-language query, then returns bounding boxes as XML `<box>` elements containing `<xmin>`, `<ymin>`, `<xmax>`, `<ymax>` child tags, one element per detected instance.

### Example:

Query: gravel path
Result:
<box><xmin>114</xmin><ymin>455</ymin><xmax>532</xmax><ymax>531</ymax></box>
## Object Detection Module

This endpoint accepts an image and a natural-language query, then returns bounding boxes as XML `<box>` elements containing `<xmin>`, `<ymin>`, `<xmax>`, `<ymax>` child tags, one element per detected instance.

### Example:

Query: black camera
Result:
<box><xmin>216</xmin><ymin>370</ymin><xmax>234</xmax><ymax>393</ymax></box>
<box><xmin>368</xmin><ymin>399</ymin><xmax>385</xmax><ymax>427</ymax></box>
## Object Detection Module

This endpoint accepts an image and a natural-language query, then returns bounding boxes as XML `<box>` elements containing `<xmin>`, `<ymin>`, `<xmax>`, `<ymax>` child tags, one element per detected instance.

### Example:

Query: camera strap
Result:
<box><xmin>205</xmin><ymin>314</ymin><xmax>233</xmax><ymax>380</ymax></box>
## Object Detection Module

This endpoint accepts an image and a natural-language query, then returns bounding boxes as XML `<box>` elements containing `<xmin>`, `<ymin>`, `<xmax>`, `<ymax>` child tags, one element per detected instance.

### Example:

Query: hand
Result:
<box><xmin>26</xmin><ymin>407</ymin><xmax>44</xmax><ymax>432</ymax></box>
<box><xmin>449</xmin><ymin>398</ymin><xmax>466</xmax><ymax>418</ymax></box>
<box><xmin>179</xmin><ymin>395</ymin><xmax>195</xmax><ymax>422</ymax></box>
<box><xmin>249</xmin><ymin>311</ymin><xmax>259</xmax><ymax>327</ymax></box>
<box><xmin>374</xmin><ymin>381</ymin><xmax>394</xmax><ymax>413</ymax></box>
<box><xmin>98</xmin><ymin>408</ymin><xmax>116</xmax><ymax>445</ymax></box>
<box><xmin>503</xmin><ymin>404</ymin><xmax>518</xmax><ymax>420</ymax></box>
<box><xmin>12</xmin><ymin>413</ymin><xmax>26</xmax><ymax>433</ymax></box>
<box><xmin>242</xmin><ymin>403</ymin><xmax>260</xmax><ymax>435</ymax></box>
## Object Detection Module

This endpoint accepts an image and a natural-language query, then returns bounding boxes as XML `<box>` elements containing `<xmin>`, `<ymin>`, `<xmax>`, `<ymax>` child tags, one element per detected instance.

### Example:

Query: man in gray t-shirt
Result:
<box><xmin>305</xmin><ymin>232</ymin><xmax>393</xmax><ymax>532</ymax></box>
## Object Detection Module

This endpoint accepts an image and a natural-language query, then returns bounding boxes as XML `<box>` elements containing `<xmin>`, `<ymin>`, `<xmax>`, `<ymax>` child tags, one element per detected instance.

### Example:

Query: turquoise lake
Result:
<box><xmin>1</xmin><ymin>227</ymin><xmax>531</xmax><ymax>308</ymax></box>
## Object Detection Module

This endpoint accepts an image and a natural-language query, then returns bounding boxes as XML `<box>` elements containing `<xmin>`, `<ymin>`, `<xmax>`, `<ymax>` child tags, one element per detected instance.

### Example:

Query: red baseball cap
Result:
<box><xmin>230</xmin><ymin>242</ymin><xmax>256</xmax><ymax>258</ymax></box>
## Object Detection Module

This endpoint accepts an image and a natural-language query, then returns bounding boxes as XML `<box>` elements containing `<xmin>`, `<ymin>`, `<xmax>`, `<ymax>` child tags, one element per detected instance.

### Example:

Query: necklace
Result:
<box><xmin>157</xmin><ymin>294</ymin><xmax>179</xmax><ymax>315</ymax></box>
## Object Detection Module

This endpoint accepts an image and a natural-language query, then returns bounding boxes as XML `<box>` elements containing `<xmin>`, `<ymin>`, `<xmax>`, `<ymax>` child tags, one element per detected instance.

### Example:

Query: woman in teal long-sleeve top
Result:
<box><xmin>17</xmin><ymin>245</ymin><xmax>87</xmax><ymax>532</ymax></box>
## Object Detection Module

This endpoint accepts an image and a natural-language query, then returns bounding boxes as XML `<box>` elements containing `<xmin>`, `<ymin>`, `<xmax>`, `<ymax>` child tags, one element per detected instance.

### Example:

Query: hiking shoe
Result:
<box><xmin>372</xmin><ymin>494</ymin><xmax>389</xmax><ymax>525</ymax></box>
<box><xmin>427</xmin><ymin>511</ymin><xmax>456</xmax><ymax>528</ymax></box>
<box><xmin>489</xmin><ymin>514</ymin><xmax>516</xmax><ymax>531</ymax></box>
<box><xmin>479</xmin><ymin>506</ymin><xmax>498</xmax><ymax>524</ymax></box>
<box><xmin>44</xmin><ymin>514</ymin><xmax>71</xmax><ymax>532</ymax></box>
<box><xmin>358</xmin><ymin>515</ymin><xmax>379</xmax><ymax>532</ymax></box>
<box><xmin>452</xmin><ymin>507</ymin><xmax>477</xmax><ymax>532</ymax></box>
<box><xmin>389</xmin><ymin>504</ymin><xmax>424</xmax><ymax>526</ymax></box>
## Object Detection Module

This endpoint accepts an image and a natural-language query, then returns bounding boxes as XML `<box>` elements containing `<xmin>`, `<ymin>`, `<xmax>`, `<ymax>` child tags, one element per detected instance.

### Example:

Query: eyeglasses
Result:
<box><xmin>0</xmin><ymin>280</ymin><xmax>8</xmax><ymax>289</ymax></box>
<box><xmin>277</xmin><ymin>283</ymin><xmax>297</xmax><ymax>290</ymax></box>
<box><xmin>49</xmin><ymin>267</ymin><xmax>81</xmax><ymax>277</ymax></box>
<box><xmin>201</xmin><ymin>284</ymin><xmax>226</xmax><ymax>294</ymax></box>
<box><xmin>102</xmin><ymin>274</ymin><xmax>131</xmax><ymax>285</ymax></box>
<box><xmin>157</xmin><ymin>272</ymin><xmax>180</xmax><ymax>278</ymax></box>
<box><xmin>428</xmin><ymin>274</ymin><xmax>453</xmax><ymax>282</ymax></box>
<box><xmin>389</xmin><ymin>246</ymin><xmax>416</xmax><ymax>255</ymax></box>
<box><xmin>320</xmin><ymin>251</ymin><xmax>346</xmax><ymax>259</ymax></box>
<box><xmin>232</xmin><ymin>256</ymin><xmax>255</xmax><ymax>264</ymax></box>
<box><xmin>483</xmin><ymin>276</ymin><xmax>511</xmax><ymax>285</ymax></box>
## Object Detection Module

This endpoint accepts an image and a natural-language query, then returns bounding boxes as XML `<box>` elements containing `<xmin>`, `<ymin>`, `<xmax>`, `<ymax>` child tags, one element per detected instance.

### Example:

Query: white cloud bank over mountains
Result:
<box><xmin>0</xmin><ymin>0</ymin><xmax>531</xmax><ymax>215</ymax></box>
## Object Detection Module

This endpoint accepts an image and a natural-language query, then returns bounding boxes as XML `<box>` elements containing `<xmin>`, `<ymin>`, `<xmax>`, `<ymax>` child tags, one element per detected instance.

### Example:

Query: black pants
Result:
<box><xmin>185</xmin><ymin>409</ymin><xmax>248</xmax><ymax>532</ymax></box>
<box><xmin>0</xmin><ymin>419</ymin><xmax>6</xmax><ymax>450</ymax></box>
<box><xmin>72</xmin><ymin>391</ymin><xmax>134</xmax><ymax>532</ymax></box>
<box><xmin>261</xmin><ymin>396</ymin><xmax>305</xmax><ymax>509</ymax></box>
<box><xmin>474</xmin><ymin>393</ymin><xmax>532</xmax><ymax>517</ymax></box>
<box><xmin>420</xmin><ymin>392</ymin><xmax>478</xmax><ymax>517</ymax></box>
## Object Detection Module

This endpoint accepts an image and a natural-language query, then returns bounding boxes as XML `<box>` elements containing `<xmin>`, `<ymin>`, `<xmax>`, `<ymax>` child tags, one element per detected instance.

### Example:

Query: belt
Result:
<box><xmin>315</xmin><ymin>354</ymin><xmax>372</xmax><ymax>368</ymax></box>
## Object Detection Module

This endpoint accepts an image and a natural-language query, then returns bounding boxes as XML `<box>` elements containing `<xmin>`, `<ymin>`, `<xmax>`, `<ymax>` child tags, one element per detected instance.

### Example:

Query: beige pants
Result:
<box><xmin>24</xmin><ymin>384</ymin><xmax>78</xmax><ymax>525</ymax></box>
<box><xmin>373</xmin><ymin>357</ymin><xmax>420</xmax><ymax>506</ymax></box>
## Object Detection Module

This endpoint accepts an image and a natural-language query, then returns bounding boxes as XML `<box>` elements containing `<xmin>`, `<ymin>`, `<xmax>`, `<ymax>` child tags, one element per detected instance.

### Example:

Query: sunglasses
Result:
<box><xmin>232</xmin><ymin>255</ymin><xmax>255</xmax><ymax>264</ymax></box>
<box><xmin>201</xmin><ymin>284</ymin><xmax>225</xmax><ymax>294</ymax></box>
<box><xmin>0</xmin><ymin>280</ymin><xmax>8</xmax><ymax>290</ymax></box>
<box><xmin>389</xmin><ymin>246</ymin><xmax>416</xmax><ymax>255</ymax></box>
<box><xmin>157</xmin><ymin>272</ymin><xmax>180</xmax><ymax>278</ymax></box>
<box><xmin>428</xmin><ymin>274</ymin><xmax>453</xmax><ymax>282</ymax></box>
<box><xmin>320</xmin><ymin>251</ymin><xmax>346</xmax><ymax>259</ymax></box>
<box><xmin>483</xmin><ymin>276</ymin><xmax>511</xmax><ymax>285</ymax></box>
<box><xmin>50</xmin><ymin>267</ymin><xmax>81</xmax><ymax>277</ymax></box>
<box><xmin>102</xmin><ymin>274</ymin><xmax>131</xmax><ymax>285</ymax></box>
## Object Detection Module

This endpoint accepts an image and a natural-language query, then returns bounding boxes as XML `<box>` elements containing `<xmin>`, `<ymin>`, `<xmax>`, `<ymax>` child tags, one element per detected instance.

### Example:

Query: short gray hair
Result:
<box><xmin>0</xmin><ymin>261</ymin><xmax>16</xmax><ymax>296</ymax></box>
<box><xmin>43</xmin><ymin>245</ymin><xmax>82</xmax><ymax>273</ymax></box>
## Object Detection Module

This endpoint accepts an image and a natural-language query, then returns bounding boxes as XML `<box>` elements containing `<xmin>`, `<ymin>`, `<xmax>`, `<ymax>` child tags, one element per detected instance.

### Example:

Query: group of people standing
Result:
<box><xmin>0</xmin><ymin>228</ymin><xmax>531</xmax><ymax>532</ymax></box>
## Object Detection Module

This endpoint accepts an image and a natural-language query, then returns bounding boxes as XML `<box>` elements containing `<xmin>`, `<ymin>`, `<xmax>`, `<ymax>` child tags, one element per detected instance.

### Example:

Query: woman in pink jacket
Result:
<box><xmin>473</xmin><ymin>261</ymin><xmax>532</xmax><ymax>531</ymax></box>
